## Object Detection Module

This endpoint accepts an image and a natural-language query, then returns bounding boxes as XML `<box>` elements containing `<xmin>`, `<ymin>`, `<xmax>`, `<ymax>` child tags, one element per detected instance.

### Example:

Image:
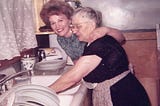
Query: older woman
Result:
<box><xmin>49</xmin><ymin>7</ymin><xmax>150</xmax><ymax>106</ymax></box>
<box><xmin>40</xmin><ymin>0</ymin><xmax>125</xmax><ymax>62</ymax></box>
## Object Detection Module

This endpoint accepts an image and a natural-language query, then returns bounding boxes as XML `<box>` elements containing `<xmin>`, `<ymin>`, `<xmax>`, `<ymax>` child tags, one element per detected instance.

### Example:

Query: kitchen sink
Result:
<box><xmin>0</xmin><ymin>75</ymin><xmax>87</xmax><ymax>106</ymax></box>
<box><xmin>31</xmin><ymin>75</ymin><xmax>85</xmax><ymax>106</ymax></box>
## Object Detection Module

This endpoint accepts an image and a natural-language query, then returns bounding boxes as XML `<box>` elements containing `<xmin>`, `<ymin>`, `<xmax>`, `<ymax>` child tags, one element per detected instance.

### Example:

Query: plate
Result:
<box><xmin>34</xmin><ymin>59</ymin><xmax>66</xmax><ymax>71</ymax></box>
<box><xmin>13</xmin><ymin>101</ymin><xmax>42</xmax><ymax>106</ymax></box>
<box><xmin>14</xmin><ymin>90</ymin><xmax>59</xmax><ymax>106</ymax></box>
<box><xmin>12</xmin><ymin>84</ymin><xmax>58</xmax><ymax>99</ymax></box>
<box><xmin>11</xmin><ymin>84</ymin><xmax>59</xmax><ymax>106</ymax></box>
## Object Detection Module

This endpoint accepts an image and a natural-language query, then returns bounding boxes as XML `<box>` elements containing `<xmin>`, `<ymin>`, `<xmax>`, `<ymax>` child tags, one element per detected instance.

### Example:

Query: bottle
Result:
<box><xmin>38</xmin><ymin>50</ymin><xmax>46</xmax><ymax>62</ymax></box>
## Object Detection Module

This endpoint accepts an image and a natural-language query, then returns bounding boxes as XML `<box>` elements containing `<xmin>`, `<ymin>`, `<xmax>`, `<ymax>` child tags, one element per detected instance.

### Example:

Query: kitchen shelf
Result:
<box><xmin>35</xmin><ymin>31</ymin><xmax>55</xmax><ymax>35</ymax></box>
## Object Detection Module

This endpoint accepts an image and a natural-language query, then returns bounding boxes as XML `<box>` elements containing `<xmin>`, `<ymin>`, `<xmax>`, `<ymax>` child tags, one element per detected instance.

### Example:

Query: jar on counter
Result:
<box><xmin>21</xmin><ymin>55</ymin><xmax>36</xmax><ymax>71</ymax></box>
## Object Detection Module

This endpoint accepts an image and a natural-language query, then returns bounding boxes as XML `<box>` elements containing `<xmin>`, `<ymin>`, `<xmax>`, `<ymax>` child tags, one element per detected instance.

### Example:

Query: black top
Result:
<box><xmin>83</xmin><ymin>35</ymin><xmax>129</xmax><ymax>83</ymax></box>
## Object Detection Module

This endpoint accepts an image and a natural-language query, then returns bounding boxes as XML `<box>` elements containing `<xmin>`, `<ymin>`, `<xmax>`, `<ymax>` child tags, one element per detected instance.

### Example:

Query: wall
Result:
<box><xmin>80</xmin><ymin>0</ymin><xmax>160</xmax><ymax>30</ymax></box>
<box><xmin>33</xmin><ymin>0</ymin><xmax>160</xmax><ymax>31</ymax></box>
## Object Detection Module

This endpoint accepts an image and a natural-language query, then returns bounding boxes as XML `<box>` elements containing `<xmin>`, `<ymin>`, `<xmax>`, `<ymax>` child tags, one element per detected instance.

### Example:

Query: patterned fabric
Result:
<box><xmin>57</xmin><ymin>34</ymin><xmax>86</xmax><ymax>61</ymax></box>
<box><xmin>92</xmin><ymin>71</ymin><xmax>130</xmax><ymax>106</ymax></box>
<box><xmin>0</xmin><ymin>0</ymin><xmax>37</xmax><ymax>60</ymax></box>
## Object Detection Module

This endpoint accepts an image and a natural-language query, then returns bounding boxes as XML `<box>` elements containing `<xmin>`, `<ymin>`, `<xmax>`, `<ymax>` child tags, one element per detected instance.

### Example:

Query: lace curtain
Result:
<box><xmin>0</xmin><ymin>0</ymin><xmax>37</xmax><ymax>60</ymax></box>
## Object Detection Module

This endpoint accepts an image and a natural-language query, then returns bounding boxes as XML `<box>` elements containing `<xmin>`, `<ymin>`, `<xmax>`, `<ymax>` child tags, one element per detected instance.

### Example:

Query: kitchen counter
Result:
<box><xmin>0</xmin><ymin>65</ymin><xmax>88</xmax><ymax>106</ymax></box>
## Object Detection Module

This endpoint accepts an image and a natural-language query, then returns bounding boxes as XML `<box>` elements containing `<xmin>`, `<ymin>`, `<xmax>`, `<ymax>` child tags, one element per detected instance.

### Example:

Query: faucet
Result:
<box><xmin>0</xmin><ymin>70</ymin><xmax>31</xmax><ymax>95</ymax></box>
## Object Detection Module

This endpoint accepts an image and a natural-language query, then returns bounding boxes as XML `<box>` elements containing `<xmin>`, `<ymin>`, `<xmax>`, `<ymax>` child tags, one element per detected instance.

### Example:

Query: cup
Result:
<box><xmin>14</xmin><ymin>71</ymin><xmax>31</xmax><ymax>85</ymax></box>
<box><xmin>21</xmin><ymin>57</ymin><xmax>36</xmax><ymax>73</ymax></box>
<box><xmin>14</xmin><ymin>75</ymin><xmax>31</xmax><ymax>85</ymax></box>
<box><xmin>21</xmin><ymin>57</ymin><xmax>36</xmax><ymax>77</ymax></box>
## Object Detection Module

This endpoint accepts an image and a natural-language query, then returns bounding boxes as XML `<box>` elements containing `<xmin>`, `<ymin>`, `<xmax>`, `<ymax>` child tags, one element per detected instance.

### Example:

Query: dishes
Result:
<box><xmin>35</xmin><ymin>47</ymin><xmax>67</xmax><ymax>72</ymax></box>
<box><xmin>34</xmin><ymin>59</ymin><xmax>66</xmax><ymax>71</ymax></box>
<box><xmin>14</xmin><ymin>90</ymin><xmax>57</xmax><ymax>106</ymax></box>
<box><xmin>38</xmin><ymin>47</ymin><xmax>63</xmax><ymax>61</ymax></box>
<box><xmin>38</xmin><ymin>48</ymin><xmax>61</xmax><ymax>57</ymax></box>
<box><xmin>9</xmin><ymin>84</ymin><xmax>60</xmax><ymax>106</ymax></box>
<box><xmin>31</xmin><ymin>75</ymin><xmax>81</xmax><ymax>95</ymax></box>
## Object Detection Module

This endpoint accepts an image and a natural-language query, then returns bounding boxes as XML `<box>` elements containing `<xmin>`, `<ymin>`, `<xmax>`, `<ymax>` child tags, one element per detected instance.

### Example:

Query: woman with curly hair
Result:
<box><xmin>40</xmin><ymin>0</ymin><xmax>125</xmax><ymax>62</ymax></box>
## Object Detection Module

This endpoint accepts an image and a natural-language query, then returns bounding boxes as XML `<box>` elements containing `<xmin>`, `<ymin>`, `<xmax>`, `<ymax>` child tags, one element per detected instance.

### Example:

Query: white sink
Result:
<box><xmin>31</xmin><ymin>75</ymin><xmax>87</xmax><ymax>106</ymax></box>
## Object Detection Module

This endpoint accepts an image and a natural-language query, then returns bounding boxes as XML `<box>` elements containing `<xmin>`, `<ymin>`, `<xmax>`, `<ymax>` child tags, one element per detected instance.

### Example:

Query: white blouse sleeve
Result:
<box><xmin>49</xmin><ymin>34</ymin><xmax>68</xmax><ymax>61</ymax></box>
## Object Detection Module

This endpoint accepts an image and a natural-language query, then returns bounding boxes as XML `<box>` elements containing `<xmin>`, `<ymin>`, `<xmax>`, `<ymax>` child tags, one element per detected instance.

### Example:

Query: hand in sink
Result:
<box><xmin>58</xmin><ymin>82</ymin><xmax>81</xmax><ymax>95</ymax></box>
<box><xmin>31</xmin><ymin>75</ymin><xmax>81</xmax><ymax>95</ymax></box>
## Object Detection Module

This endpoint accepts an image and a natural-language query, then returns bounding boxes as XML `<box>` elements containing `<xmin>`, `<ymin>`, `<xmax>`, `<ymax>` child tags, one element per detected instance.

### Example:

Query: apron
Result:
<box><xmin>83</xmin><ymin>70</ymin><xmax>130</xmax><ymax>106</ymax></box>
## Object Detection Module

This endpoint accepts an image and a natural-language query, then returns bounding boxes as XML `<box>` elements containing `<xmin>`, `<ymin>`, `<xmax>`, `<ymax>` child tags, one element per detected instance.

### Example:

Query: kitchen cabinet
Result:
<box><xmin>123</xmin><ymin>31</ymin><xmax>158</xmax><ymax>78</ymax></box>
<box><xmin>32</xmin><ymin>0</ymin><xmax>54</xmax><ymax>34</ymax></box>
<box><xmin>32</xmin><ymin>0</ymin><xmax>45</xmax><ymax>33</ymax></box>
<box><xmin>122</xmin><ymin>30</ymin><xmax>159</xmax><ymax>106</ymax></box>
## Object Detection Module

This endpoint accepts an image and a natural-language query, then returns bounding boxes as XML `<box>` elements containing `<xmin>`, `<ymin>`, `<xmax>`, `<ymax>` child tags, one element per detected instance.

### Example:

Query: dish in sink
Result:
<box><xmin>31</xmin><ymin>75</ymin><xmax>81</xmax><ymax>95</ymax></box>
<box><xmin>0</xmin><ymin>84</ymin><xmax>60</xmax><ymax>106</ymax></box>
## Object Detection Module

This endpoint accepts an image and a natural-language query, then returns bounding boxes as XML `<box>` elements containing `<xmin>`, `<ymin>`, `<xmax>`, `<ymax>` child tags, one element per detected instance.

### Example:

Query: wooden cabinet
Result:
<box><xmin>32</xmin><ymin>0</ymin><xmax>45</xmax><ymax>33</ymax></box>
<box><xmin>123</xmin><ymin>31</ymin><xmax>158</xmax><ymax>78</ymax></box>
<box><xmin>32</xmin><ymin>0</ymin><xmax>54</xmax><ymax>34</ymax></box>
<box><xmin>122</xmin><ymin>31</ymin><xmax>159</xmax><ymax>106</ymax></box>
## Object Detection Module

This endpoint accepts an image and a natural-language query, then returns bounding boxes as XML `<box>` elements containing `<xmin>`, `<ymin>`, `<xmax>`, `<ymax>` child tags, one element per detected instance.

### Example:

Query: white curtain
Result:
<box><xmin>0</xmin><ymin>0</ymin><xmax>37</xmax><ymax>60</ymax></box>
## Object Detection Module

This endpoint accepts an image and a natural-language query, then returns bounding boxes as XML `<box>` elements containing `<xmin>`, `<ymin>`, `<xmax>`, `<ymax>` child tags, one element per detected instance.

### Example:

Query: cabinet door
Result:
<box><xmin>32</xmin><ymin>0</ymin><xmax>49</xmax><ymax>33</ymax></box>
<box><xmin>123</xmin><ymin>32</ymin><xmax>159</xmax><ymax>78</ymax></box>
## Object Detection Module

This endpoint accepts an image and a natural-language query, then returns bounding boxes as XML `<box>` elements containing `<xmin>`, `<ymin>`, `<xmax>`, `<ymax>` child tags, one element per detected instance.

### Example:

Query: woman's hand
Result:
<box><xmin>89</xmin><ymin>26</ymin><xmax>125</xmax><ymax>44</ymax></box>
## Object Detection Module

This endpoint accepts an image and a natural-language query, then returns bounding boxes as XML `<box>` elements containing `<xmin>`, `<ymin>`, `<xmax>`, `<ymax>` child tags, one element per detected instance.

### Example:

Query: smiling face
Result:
<box><xmin>71</xmin><ymin>13</ymin><xmax>96</xmax><ymax>42</ymax></box>
<box><xmin>49</xmin><ymin>14</ymin><xmax>72</xmax><ymax>37</ymax></box>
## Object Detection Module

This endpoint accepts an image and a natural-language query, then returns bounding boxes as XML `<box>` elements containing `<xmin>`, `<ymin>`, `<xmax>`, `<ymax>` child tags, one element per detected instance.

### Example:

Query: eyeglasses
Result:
<box><xmin>70</xmin><ymin>21</ymin><xmax>91</xmax><ymax>30</ymax></box>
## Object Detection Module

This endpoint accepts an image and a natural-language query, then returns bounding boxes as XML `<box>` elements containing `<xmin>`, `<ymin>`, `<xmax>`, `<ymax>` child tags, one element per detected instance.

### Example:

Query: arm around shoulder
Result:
<box><xmin>91</xmin><ymin>26</ymin><xmax>125</xmax><ymax>44</ymax></box>
<box><xmin>105</xmin><ymin>26</ymin><xmax>125</xmax><ymax>44</ymax></box>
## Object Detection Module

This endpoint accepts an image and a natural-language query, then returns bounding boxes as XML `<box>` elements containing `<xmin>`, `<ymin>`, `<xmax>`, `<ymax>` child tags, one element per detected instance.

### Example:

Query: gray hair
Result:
<box><xmin>72</xmin><ymin>7</ymin><xmax>102</xmax><ymax>27</ymax></box>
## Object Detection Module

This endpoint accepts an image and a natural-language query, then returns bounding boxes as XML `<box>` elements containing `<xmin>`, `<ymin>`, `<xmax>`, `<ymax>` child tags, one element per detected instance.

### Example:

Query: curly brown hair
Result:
<box><xmin>40</xmin><ymin>0</ymin><xmax>74</xmax><ymax>26</ymax></box>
